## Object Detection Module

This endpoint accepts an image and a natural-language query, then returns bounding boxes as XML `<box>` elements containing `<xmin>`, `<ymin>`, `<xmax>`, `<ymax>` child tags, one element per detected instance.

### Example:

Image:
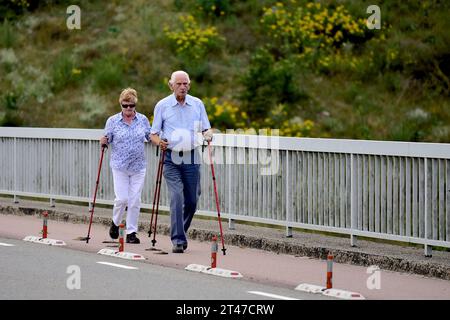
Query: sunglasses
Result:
<box><xmin>121</xmin><ymin>103</ymin><xmax>136</xmax><ymax>109</ymax></box>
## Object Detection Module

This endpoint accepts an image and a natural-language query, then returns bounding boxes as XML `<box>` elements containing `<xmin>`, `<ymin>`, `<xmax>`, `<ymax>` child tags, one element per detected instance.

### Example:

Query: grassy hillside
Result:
<box><xmin>1</xmin><ymin>0</ymin><xmax>449</xmax><ymax>142</ymax></box>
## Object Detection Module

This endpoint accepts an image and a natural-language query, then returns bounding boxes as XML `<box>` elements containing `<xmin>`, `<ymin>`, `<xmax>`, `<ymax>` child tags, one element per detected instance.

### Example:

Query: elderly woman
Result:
<box><xmin>100</xmin><ymin>88</ymin><xmax>151</xmax><ymax>244</ymax></box>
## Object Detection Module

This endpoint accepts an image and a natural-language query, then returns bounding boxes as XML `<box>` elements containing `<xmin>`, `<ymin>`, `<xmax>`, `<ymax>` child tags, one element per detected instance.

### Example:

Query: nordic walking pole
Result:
<box><xmin>148</xmin><ymin>146</ymin><xmax>162</xmax><ymax>237</ymax></box>
<box><xmin>84</xmin><ymin>143</ymin><xmax>108</xmax><ymax>243</ymax></box>
<box><xmin>148</xmin><ymin>144</ymin><xmax>162</xmax><ymax>239</ymax></box>
<box><xmin>151</xmin><ymin>148</ymin><xmax>166</xmax><ymax>247</ymax></box>
<box><xmin>148</xmin><ymin>139</ymin><xmax>167</xmax><ymax>247</ymax></box>
<box><xmin>207</xmin><ymin>140</ymin><xmax>227</xmax><ymax>255</ymax></box>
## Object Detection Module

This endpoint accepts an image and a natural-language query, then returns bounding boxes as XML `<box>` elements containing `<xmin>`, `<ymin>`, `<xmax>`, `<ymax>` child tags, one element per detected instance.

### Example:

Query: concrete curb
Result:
<box><xmin>1</xmin><ymin>204</ymin><xmax>450</xmax><ymax>281</ymax></box>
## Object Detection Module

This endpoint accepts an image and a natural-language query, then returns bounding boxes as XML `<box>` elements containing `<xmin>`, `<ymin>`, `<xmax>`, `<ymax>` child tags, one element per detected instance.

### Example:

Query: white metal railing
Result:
<box><xmin>1</xmin><ymin>127</ymin><xmax>449</xmax><ymax>256</ymax></box>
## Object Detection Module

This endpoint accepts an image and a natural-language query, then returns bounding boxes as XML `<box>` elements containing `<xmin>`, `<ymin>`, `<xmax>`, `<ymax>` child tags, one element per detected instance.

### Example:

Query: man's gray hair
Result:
<box><xmin>169</xmin><ymin>70</ymin><xmax>190</xmax><ymax>85</ymax></box>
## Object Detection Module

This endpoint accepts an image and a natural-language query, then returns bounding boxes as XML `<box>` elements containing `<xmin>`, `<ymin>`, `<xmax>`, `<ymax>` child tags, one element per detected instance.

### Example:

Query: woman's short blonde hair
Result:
<box><xmin>119</xmin><ymin>88</ymin><xmax>138</xmax><ymax>104</ymax></box>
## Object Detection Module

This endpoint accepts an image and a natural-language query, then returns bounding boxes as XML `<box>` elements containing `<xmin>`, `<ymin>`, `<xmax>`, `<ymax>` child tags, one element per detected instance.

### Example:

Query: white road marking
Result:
<box><xmin>247</xmin><ymin>291</ymin><xmax>300</xmax><ymax>300</ymax></box>
<box><xmin>0</xmin><ymin>242</ymin><xmax>14</xmax><ymax>247</ymax></box>
<box><xmin>96</xmin><ymin>261</ymin><xmax>138</xmax><ymax>270</ymax></box>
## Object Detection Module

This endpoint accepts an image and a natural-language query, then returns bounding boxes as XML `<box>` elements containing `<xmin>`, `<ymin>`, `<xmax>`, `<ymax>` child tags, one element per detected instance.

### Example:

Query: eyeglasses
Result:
<box><xmin>121</xmin><ymin>104</ymin><xmax>136</xmax><ymax>109</ymax></box>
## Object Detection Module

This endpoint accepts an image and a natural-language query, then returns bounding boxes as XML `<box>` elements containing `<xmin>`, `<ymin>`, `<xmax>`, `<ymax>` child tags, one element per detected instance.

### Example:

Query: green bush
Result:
<box><xmin>0</xmin><ymin>0</ymin><xmax>29</xmax><ymax>20</ymax></box>
<box><xmin>0</xmin><ymin>19</ymin><xmax>15</xmax><ymax>48</ymax></box>
<box><xmin>389</xmin><ymin>116</ymin><xmax>427</xmax><ymax>142</ymax></box>
<box><xmin>51</xmin><ymin>51</ymin><xmax>82</xmax><ymax>92</ymax></box>
<box><xmin>195</xmin><ymin>0</ymin><xmax>231</xmax><ymax>18</ymax></box>
<box><xmin>182</xmin><ymin>61</ymin><xmax>212</xmax><ymax>88</ymax></box>
<box><xmin>0</xmin><ymin>91</ymin><xmax>23</xmax><ymax>126</ymax></box>
<box><xmin>261</xmin><ymin>103</ymin><xmax>315</xmax><ymax>137</ymax></box>
<box><xmin>0</xmin><ymin>0</ymin><xmax>76</xmax><ymax>19</ymax></box>
<box><xmin>203</xmin><ymin>97</ymin><xmax>248</xmax><ymax>129</ymax></box>
<box><xmin>0</xmin><ymin>0</ymin><xmax>69</xmax><ymax>20</ymax></box>
<box><xmin>91</xmin><ymin>55</ymin><xmax>125</xmax><ymax>91</ymax></box>
<box><xmin>240</xmin><ymin>48</ymin><xmax>307</xmax><ymax>123</ymax></box>
<box><xmin>0</xmin><ymin>47</ymin><xmax>18</xmax><ymax>74</ymax></box>
<box><xmin>79</xmin><ymin>92</ymin><xmax>108</xmax><ymax>127</ymax></box>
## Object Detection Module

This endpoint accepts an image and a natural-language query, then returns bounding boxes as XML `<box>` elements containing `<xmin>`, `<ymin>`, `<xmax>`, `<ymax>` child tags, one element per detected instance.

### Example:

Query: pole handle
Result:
<box><xmin>156</xmin><ymin>138</ymin><xmax>168</xmax><ymax>156</ymax></box>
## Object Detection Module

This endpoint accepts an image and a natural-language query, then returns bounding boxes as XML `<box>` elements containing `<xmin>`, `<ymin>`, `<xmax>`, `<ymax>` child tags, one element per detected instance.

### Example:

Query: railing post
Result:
<box><xmin>88</xmin><ymin>139</ymin><xmax>93</xmax><ymax>212</ymax></box>
<box><xmin>351</xmin><ymin>154</ymin><xmax>357</xmax><ymax>247</ymax></box>
<box><xmin>13</xmin><ymin>137</ymin><xmax>18</xmax><ymax>204</ymax></box>
<box><xmin>50</xmin><ymin>138</ymin><xmax>54</xmax><ymax>207</ymax></box>
<box><xmin>286</xmin><ymin>150</ymin><xmax>292</xmax><ymax>237</ymax></box>
<box><xmin>228</xmin><ymin>145</ymin><xmax>235</xmax><ymax>230</ymax></box>
<box><xmin>424</xmin><ymin>158</ymin><xmax>432</xmax><ymax>257</ymax></box>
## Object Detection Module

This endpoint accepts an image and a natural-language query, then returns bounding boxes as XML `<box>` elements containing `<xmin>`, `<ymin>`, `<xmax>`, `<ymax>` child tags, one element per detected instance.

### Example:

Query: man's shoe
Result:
<box><xmin>126</xmin><ymin>232</ymin><xmax>140</xmax><ymax>244</ymax></box>
<box><xmin>109</xmin><ymin>221</ymin><xmax>119</xmax><ymax>239</ymax></box>
<box><xmin>172</xmin><ymin>244</ymin><xmax>184</xmax><ymax>253</ymax></box>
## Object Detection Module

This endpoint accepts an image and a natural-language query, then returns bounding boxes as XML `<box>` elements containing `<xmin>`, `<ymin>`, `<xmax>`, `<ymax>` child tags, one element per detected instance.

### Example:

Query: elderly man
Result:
<box><xmin>150</xmin><ymin>71</ymin><xmax>213</xmax><ymax>253</ymax></box>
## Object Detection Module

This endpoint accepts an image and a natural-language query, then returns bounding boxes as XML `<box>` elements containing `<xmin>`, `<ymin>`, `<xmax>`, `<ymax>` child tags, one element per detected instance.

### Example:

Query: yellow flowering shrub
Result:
<box><xmin>262</xmin><ymin>104</ymin><xmax>315</xmax><ymax>137</ymax></box>
<box><xmin>164</xmin><ymin>15</ymin><xmax>223</xmax><ymax>60</ymax></box>
<box><xmin>203</xmin><ymin>97</ymin><xmax>248</xmax><ymax>129</ymax></box>
<box><xmin>261</xmin><ymin>2</ymin><xmax>367</xmax><ymax>54</ymax></box>
<box><xmin>279</xmin><ymin>119</ymin><xmax>314</xmax><ymax>137</ymax></box>
<box><xmin>204</xmin><ymin>97</ymin><xmax>314</xmax><ymax>137</ymax></box>
<box><xmin>317</xmin><ymin>49</ymin><xmax>375</xmax><ymax>75</ymax></box>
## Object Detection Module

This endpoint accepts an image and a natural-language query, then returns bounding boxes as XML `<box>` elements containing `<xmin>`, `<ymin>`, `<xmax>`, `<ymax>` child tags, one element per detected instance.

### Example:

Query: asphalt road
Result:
<box><xmin>1</xmin><ymin>213</ymin><xmax>450</xmax><ymax>301</ymax></box>
<box><xmin>0</xmin><ymin>237</ymin><xmax>330</xmax><ymax>301</ymax></box>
